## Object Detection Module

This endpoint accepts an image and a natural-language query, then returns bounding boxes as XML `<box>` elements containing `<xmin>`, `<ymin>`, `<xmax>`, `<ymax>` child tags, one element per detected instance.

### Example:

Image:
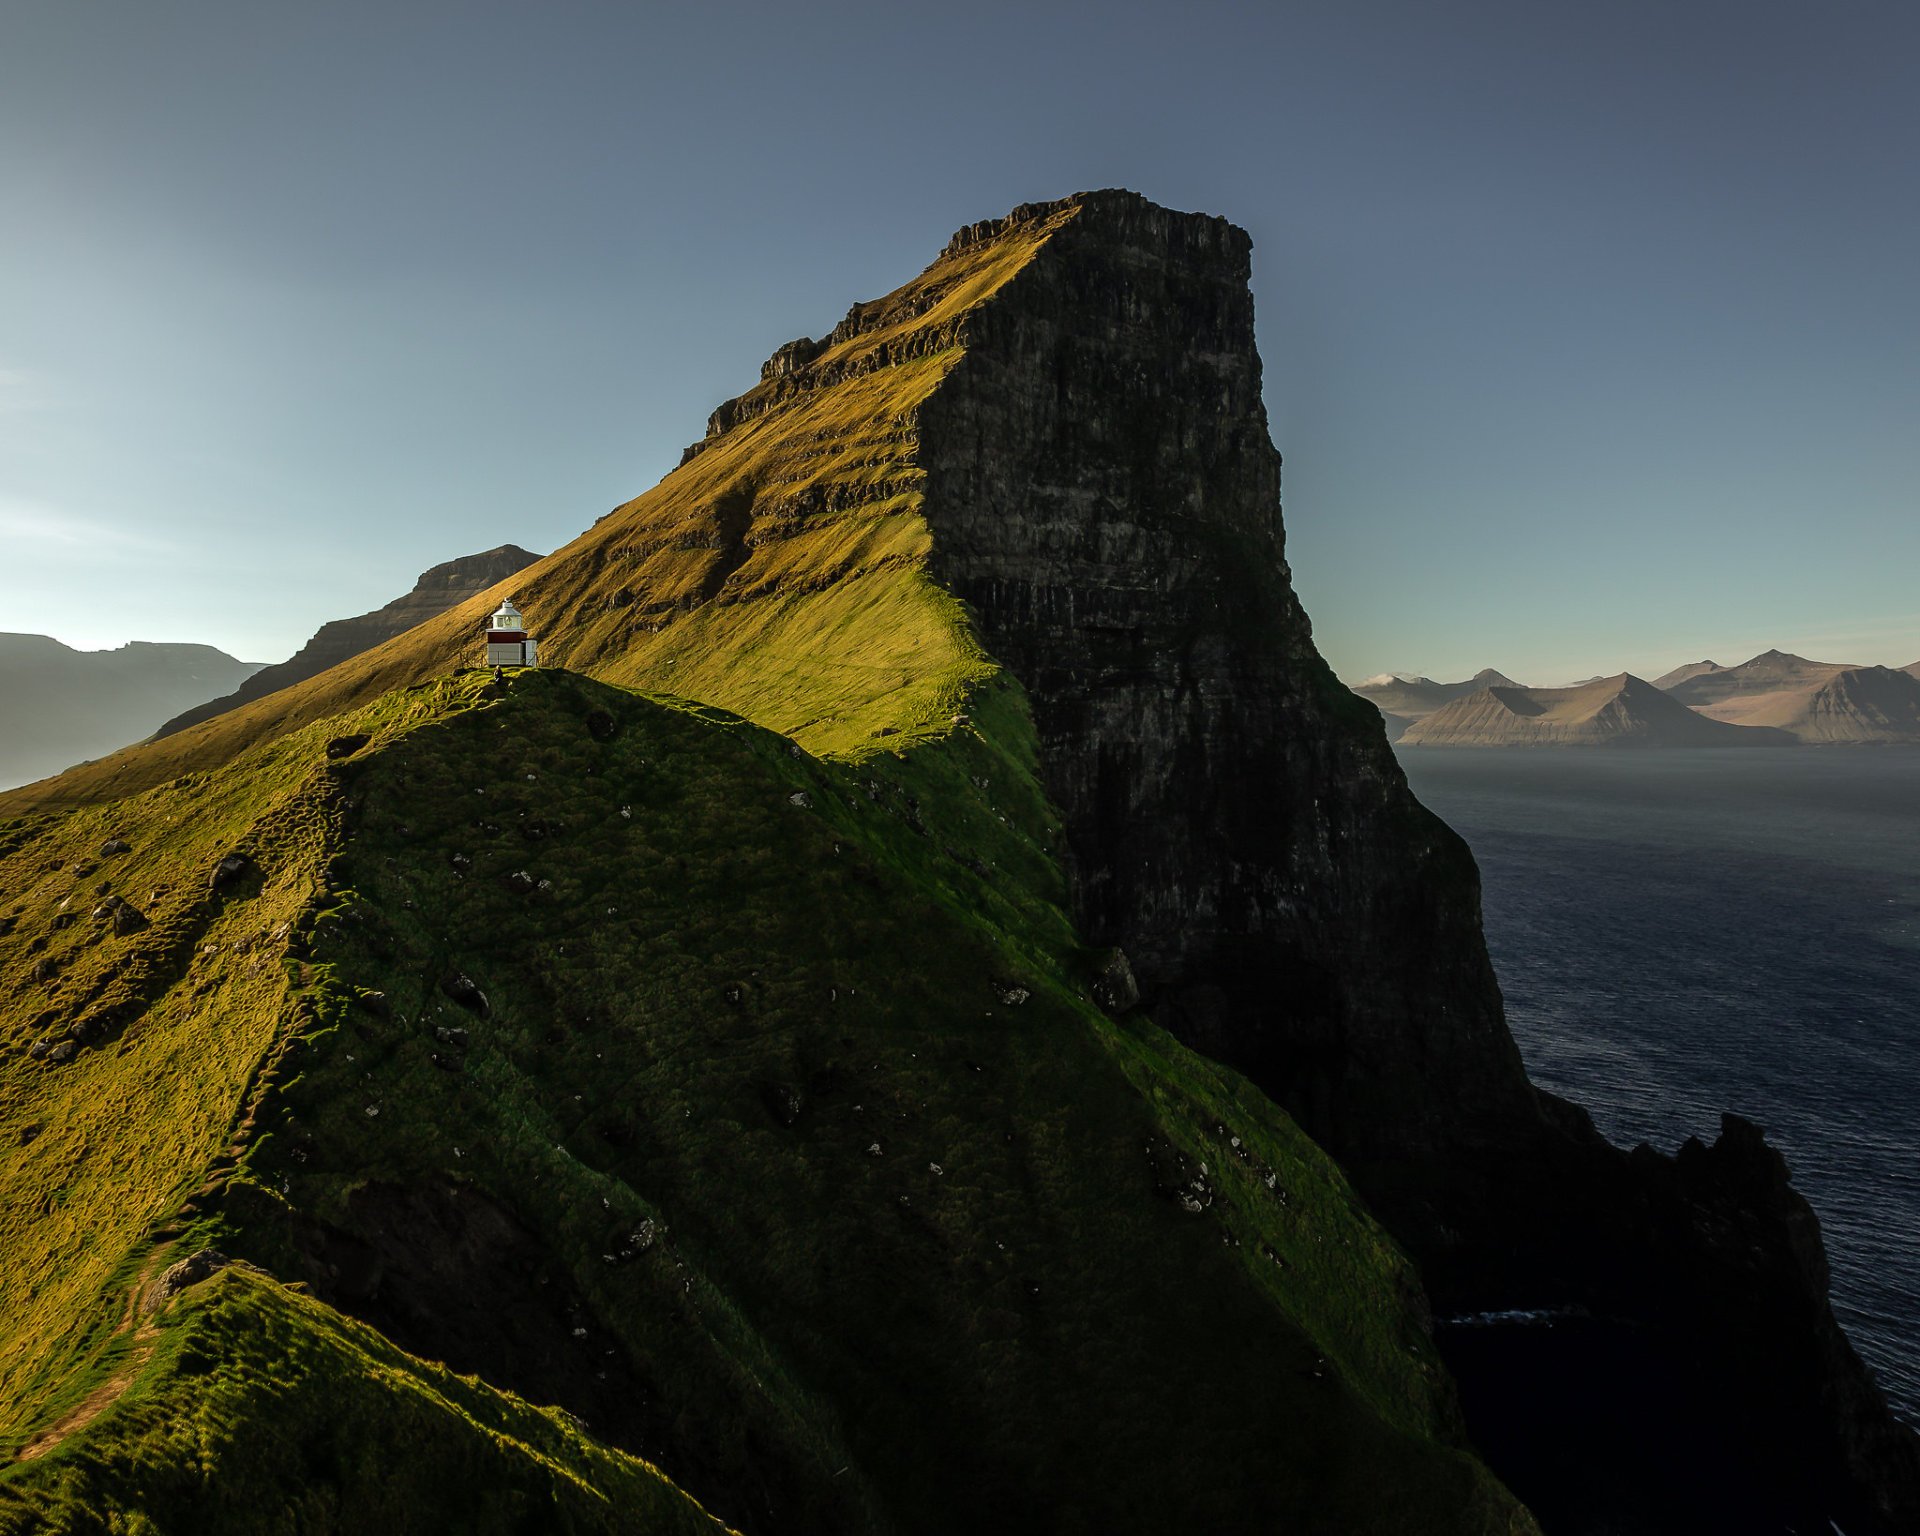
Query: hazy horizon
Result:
<box><xmin>14</xmin><ymin>610</ymin><xmax>1920</xmax><ymax>696</ymax></box>
<box><xmin>6</xmin><ymin>1</ymin><xmax>1917</xmax><ymax>683</ymax></box>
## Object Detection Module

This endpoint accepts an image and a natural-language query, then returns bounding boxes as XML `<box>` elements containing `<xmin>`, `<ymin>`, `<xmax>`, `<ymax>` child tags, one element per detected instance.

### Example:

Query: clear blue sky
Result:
<box><xmin>4</xmin><ymin>0</ymin><xmax>1916</xmax><ymax>684</ymax></box>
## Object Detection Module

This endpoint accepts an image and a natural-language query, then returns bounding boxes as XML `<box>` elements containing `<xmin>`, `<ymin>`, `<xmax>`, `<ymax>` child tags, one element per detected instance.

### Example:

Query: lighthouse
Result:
<box><xmin>485</xmin><ymin>597</ymin><xmax>539</xmax><ymax>668</ymax></box>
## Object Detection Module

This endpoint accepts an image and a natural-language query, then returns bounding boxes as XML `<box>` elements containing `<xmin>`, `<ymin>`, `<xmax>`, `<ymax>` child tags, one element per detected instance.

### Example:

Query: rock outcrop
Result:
<box><xmin>153</xmin><ymin>544</ymin><xmax>540</xmax><ymax>738</ymax></box>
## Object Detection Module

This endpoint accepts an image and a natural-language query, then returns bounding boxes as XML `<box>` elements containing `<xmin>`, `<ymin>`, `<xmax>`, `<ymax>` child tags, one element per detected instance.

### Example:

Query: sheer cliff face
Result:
<box><xmin>913</xmin><ymin>192</ymin><xmax>1918</xmax><ymax>1534</ymax></box>
<box><xmin>919</xmin><ymin>194</ymin><xmax>1537</xmax><ymax>1162</ymax></box>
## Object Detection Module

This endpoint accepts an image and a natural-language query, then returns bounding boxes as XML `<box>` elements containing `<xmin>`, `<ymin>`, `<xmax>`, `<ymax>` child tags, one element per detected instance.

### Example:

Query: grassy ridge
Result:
<box><xmin>0</xmin><ymin>666</ymin><xmax>1534</xmax><ymax>1530</ymax></box>
<box><xmin>0</xmin><ymin>1267</ymin><xmax>731</xmax><ymax>1536</ymax></box>
<box><xmin>0</xmin><ymin>679</ymin><xmax>506</xmax><ymax>1451</ymax></box>
<box><xmin>217</xmin><ymin>668</ymin><xmax>1520</xmax><ymax>1531</ymax></box>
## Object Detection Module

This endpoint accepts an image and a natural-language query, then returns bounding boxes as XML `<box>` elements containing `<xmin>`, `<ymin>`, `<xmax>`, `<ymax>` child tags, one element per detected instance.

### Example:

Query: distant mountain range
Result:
<box><xmin>1399</xmin><ymin>673</ymin><xmax>1795</xmax><ymax>747</ymax></box>
<box><xmin>0</xmin><ymin>637</ymin><xmax>264</xmax><ymax>789</ymax></box>
<box><xmin>1354</xmin><ymin>648</ymin><xmax>1920</xmax><ymax>746</ymax></box>
<box><xmin>0</xmin><ymin>545</ymin><xmax>541</xmax><ymax>790</ymax></box>
<box><xmin>1350</xmin><ymin>670</ymin><xmax>1520</xmax><ymax>739</ymax></box>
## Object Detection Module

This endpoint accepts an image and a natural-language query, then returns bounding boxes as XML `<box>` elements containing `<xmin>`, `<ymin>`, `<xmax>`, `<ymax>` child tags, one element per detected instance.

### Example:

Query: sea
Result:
<box><xmin>1397</xmin><ymin>746</ymin><xmax>1920</xmax><ymax>1427</ymax></box>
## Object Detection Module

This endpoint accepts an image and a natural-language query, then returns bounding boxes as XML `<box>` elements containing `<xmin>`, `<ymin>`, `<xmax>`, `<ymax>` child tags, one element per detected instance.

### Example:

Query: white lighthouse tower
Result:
<box><xmin>485</xmin><ymin>597</ymin><xmax>539</xmax><ymax>668</ymax></box>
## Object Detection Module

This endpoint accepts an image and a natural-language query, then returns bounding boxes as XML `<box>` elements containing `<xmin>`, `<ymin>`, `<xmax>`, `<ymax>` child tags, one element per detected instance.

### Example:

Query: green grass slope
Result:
<box><xmin>0</xmin><ymin>1266</ymin><xmax>730</xmax><ymax>1536</ymax></box>
<box><xmin>2</xmin><ymin>666</ymin><xmax>1535</xmax><ymax>1533</ymax></box>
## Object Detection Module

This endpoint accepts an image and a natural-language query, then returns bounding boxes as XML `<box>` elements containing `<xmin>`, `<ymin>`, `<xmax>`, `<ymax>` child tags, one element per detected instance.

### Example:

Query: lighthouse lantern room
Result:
<box><xmin>486</xmin><ymin>597</ymin><xmax>539</xmax><ymax>668</ymax></box>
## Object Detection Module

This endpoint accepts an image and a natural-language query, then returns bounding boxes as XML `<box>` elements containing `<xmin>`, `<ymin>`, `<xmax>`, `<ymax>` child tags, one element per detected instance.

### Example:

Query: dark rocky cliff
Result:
<box><xmin>154</xmin><ymin>544</ymin><xmax>539</xmax><ymax>738</ymax></box>
<box><xmin>912</xmin><ymin>190</ymin><xmax>1920</xmax><ymax>1534</ymax></box>
<box><xmin>917</xmin><ymin>196</ymin><xmax>1539</xmax><ymax>1161</ymax></box>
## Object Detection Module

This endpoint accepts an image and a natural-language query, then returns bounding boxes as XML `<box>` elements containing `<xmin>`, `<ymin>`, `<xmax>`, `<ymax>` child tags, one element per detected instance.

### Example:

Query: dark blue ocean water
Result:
<box><xmin>1398</xmin><ymin>747</ymin><xmax>1920</xmax><ymax>1426</ymax></box>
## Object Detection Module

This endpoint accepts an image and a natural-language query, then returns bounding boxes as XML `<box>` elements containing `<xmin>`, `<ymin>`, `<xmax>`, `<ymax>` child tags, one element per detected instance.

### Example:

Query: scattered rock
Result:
<box><xmin>722</xmin><ymin>984</ymin><xmax>744</xmax><ymax>1007</ymax></box>
<box><xmin>994</xmin><ymin>981</ymin><xmax>1031</xmax><ymax>1007</ymax></box>
<box><xmin>49</xmin><ymin>912</ymin><xmax>75</xmax><ymax>931</ymax></box>
<box><xmin>209</xmin><ymin>853</ymin><xmax>253</xmax><ymax>891</ymax></box>
<box><xmin>616</xmin><ymin>1220</ymin><xmax>657</xmax><ymax>1261</ymax></box>
<box><xmin>434</xmin><ymin>1026</ymin><xmax>470</xmax><ymax>1048</ymax></box>
<box><xmin>788</xmin><ymin>790</ymin><xmax>813</xmax><ymax>809</ymax></box>
<box><xmin>325</xmin><ymin>733</ymin><xmax>371</xmax><ymax>760</ymax></box>
<box><xmin>30</xmin><ymin>958</ymin><xmax>58</xmax><ymax>984</ymax></box>
<box><xmin>1091</xmin><ymin>948</ymin><xmax>1140</xmax><ymax>1014</ymax></box>
<box><xmin>98</xmin><ymin>838</ymin><xmax>131</xmax><ymax>857</ymax></box>
<box><xmin>355</xmin><ymin>990</ymin><xmax>392</xmax><ymax>1018</ymax></box>
<box><xmin>111</xmin><ymin>902</ymin><xmax>148</xmax><ymax>936</ymax></box>
<box><xmin>441</xmin><ymin>972</ymin><xmax>490</xmax><ymax>1016</ymax></box>
<box><xmin>870</xmin><ymin>726</ymin><xmax>899</xmax><ymax>738</ymax></box>
<box><xmin>46</xmin><ymin>1040</ymin><xmax>77</xmax><ymax>1065</ymax></box>
<box><xmin>145</xmin><ymin>1249</ymin><xmax>231</xmax><ymax>1312</ymax></box>
<box><xmin>505</xmin><ymin>870</ymin><xmax>537</xmax><ymax>895</ymax></box>
<box><xmin>762</xmin><ymin>1083</ymin><xmax>805</xmax><ymax>1127</ymax></box>
<box><xmin>451</xmin><ymin>853</ymin><xmax>473</xmax><ymax>872</ymax></box>
<box><xmin>27</xmin><ymin>1039</ymin><xmax>50</xmax><ymax>1060</ymax></box>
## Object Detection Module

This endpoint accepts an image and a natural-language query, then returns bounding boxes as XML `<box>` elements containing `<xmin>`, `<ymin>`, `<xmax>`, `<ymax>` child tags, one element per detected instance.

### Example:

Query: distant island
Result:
<box><xmin>1355</xmin><ymin>649</ymin><xmax>1920</xmax><ymax>746</ymax></box>
<box><xmin>0</xmin><ymin>636</ymin><xmax>264</xmax><ymax>789</ymax></box>
<box><xmin>0</xmin><ymin>546</ymin><xmax>541</xmax><ymax>792</ymax></box>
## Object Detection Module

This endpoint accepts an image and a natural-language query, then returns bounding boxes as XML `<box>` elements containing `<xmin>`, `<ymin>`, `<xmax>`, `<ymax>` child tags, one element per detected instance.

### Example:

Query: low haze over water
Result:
<box><xmin>1400</xmin><ymin>747</ymin><xmax>1920</xmax><ymax>1425</ymax></box>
